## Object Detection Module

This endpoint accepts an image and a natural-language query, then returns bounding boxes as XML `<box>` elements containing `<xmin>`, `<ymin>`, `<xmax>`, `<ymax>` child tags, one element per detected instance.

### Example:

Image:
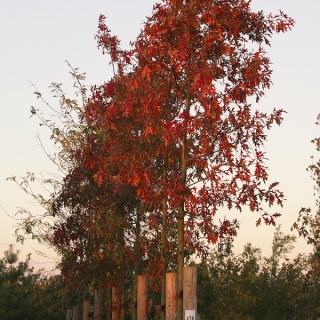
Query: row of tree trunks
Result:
<box><xmin>66</xmin><ymin>267</ymin><xmax>196</xmax><ymax>320</ymax></box>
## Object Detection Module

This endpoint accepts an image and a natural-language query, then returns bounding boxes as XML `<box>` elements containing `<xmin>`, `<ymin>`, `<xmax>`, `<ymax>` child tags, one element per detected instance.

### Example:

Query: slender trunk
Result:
<box><xmin>177</xmin><ymin>84</ymin><xmax>191</xmax><ymax>319</ymax></box>
<box><xmin>120</xmin><ymin>291</ymin><xmax>126</xmax><ymax>320</ymax></box>
<box><xmin>177</xmin><ymin>134</ymin><xmax>188</xmax><ymax>320</ymax></box>
<box><xmin>112</xmin><ymin>287</ymin><xmax>121</xmax><ymax>320</ymax></box>
<box><xmin>133</xmin><ymin>204</ymin><xmax>141</xmax><ymax>320</ymax></box>
<box><xmin>94</xmin><ymin>288</ymin><xmax>104</xmax><ymax>320</ymax></box>
<box><xmin>118</xmin><ymin>208</ymin><xmax>126</xmax><ymax>320</ymax></box>
<box><xmin>161</xmin><ymin>163</ymin><xmax>168</xmax><ymax>320</ymax></box>
<box><xmin>177</xmin><ymin>203</ymin><xmax>185</xmax><ymax>320</ymax></box>
<box><xmin>106</xmin><ymin>288</ymin><xmax>112</xmax><ymax>320</ymax></box>
<box><xmin>132</xmin><ymin>277</ymin><xmax>137</xmax><ymax>320</ymax></box>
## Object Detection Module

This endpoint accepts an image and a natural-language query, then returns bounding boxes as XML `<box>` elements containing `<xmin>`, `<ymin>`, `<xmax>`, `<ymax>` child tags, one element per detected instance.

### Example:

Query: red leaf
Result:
<box><xmin>256</xmin><ymin>218</ymin><xmax>261</xmax><ymax>227</ymax></box>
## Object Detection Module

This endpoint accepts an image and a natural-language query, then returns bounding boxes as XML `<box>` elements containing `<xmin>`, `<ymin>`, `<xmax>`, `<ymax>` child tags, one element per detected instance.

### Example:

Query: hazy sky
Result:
<box><xmin>1</xmin><ymin>0</ymin><xmax>319</xmax><ymax>271</ymax></box>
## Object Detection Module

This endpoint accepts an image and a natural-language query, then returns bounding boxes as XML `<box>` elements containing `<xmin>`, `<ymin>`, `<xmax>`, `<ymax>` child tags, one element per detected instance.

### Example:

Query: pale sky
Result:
<box><xmin>1</xmin><ymin>0</ymin><xmax>319</xmax><ymax>271</ymax></box>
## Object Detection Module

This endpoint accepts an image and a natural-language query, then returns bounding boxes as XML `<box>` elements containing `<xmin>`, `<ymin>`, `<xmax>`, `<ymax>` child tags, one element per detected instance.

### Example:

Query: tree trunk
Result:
<box><xmin>120</xmin><ymin>291</ymin><xmax>126</xmax><ymax>320</ymax></box>
<box><xmin>133</xmin><ymin>203</ymin><xmax>141</xmax><ymax>320</ymax></box>
<box><xmin>106</xmin><ymin>288</ymin><xmax>112</xmax><ymax>320</ymax></box>
<box><xmin>177</xmin><ymin>87</ymin><xmax>191</xmax><ymax>319</ymax></box>
<box><xmin>94</xmin><ymin>288</ymin><xmax>104</xmax><ymax>320</ymax></box>
<box><xmin>119</xmin><ymin>209</ymin><xmax>127</xmax><ymax>320</ymax></box>
<box><xmin>177</xmin><ymin>204</ymin><xmax>185</xmax><ymax>320</ymax></box>
<box><xmin>112</xmin><ymin>287</ymin><xmax>121</xmax><ymax>320</ymax></box>
<box><xmin>161</xmin><ymin>163</ymin><xmax>168</xmax><ymax>320</ymax></box>
<box><xmin>177</xmin><ymin>147</ymin><xmax>187</xmax><ymax>319</ymax></box>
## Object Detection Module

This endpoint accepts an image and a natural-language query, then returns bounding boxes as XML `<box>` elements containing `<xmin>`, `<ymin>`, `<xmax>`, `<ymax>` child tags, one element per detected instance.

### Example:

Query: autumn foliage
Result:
<box><xmin>47</xmin><ymin>0</ymin><xmax>294</xmax><ymax>318</ymax></box>
<box><xmin>86</xmin><ymin>0</ymin><xmax>293</xmax><ymax>242</ymax></box>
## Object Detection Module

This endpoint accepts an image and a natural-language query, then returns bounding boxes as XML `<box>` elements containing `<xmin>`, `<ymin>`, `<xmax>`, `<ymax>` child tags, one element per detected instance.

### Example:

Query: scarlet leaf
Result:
<box><xmin>256</xmin><ymin>218</ymin><xmax>261</xmax><ymax>227</ymax></box>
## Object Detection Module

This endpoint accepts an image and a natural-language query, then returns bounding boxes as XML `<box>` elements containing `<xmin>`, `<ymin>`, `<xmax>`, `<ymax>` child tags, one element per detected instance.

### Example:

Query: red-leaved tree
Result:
<box><xmin>54</xmin><ymin>0</ymin><xmax>295</xmax><ymax>318</ymax></box>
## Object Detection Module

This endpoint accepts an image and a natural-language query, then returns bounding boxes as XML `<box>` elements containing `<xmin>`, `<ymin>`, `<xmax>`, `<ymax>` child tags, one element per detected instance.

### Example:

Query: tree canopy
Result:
<box><xmin>9</xmin><ymin>1</ymin><xmax>295</xmax><ymax>319</ymax></box>
<box><xmin>75</xmin><ymin>1</ymin><xmax>294</xmax><ymax>317</ymax></box>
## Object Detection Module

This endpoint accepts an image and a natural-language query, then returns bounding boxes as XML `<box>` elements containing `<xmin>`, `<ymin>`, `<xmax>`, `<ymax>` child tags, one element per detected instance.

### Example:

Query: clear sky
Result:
<box><xmin>0</xmin><ymin>0</ymin><xmax>319</xmax><ymax>271</ymax></box>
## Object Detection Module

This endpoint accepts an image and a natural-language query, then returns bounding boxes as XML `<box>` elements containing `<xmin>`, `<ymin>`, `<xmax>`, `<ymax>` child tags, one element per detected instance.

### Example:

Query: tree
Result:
<box><xmin>8</xmin><ymin>62</ymin><xmax>155</xmax><ymax>318</ymax></box>
<box><xmin>292</xmin><ymin>114</ymin><xmax>320</xmax><ymax>250</ymax></box>
<box><xmin>258</xmin><ymin>225</ymin><xmax>299</xmax><ymax>319</ymax></box>
<box><xmin>7</xmin><ymin>62</ymin><xmax>89</xmax><ymax>249</ymax></box>
<box><xmin>3</xmin><ymin>244</ymin><xmax>19</xmax><ymax>270</ymax></box>
<box><xmin>292</xmin><ymin>113</ymin><xmax>320</xmax><ymax>319</ymax></box>
<box><xmin>196</xmin><ymin>227</ymin><xmax>311</xmax><ymax>320</ymax></box>
<box><xmin>196</xmin><ymin>239</ymin><xmax>258</xmax><ymax>320</ymax></box>
<box><xmin>0</xmin><ymin>247</ymin><xmax>32</xmax><ymax>320</ymax></box>
<box><xmin>82</xmin><ymin>1</ymin><xmax>294</xmax><ymax>317</ymax></box>
<box><xmin>0</xmin><ymin>245</ymin><xmax>81</xmax><ymax>320</ymax></box>
<box><xmin>6</xmin><ymin>65</ymin><xmax>102</xmax><ymax>300</ymax></box>
<box><xmin>8</xmin><ymin>1</ymin><xmax>294</xmax><ymax>318</ymax></box>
